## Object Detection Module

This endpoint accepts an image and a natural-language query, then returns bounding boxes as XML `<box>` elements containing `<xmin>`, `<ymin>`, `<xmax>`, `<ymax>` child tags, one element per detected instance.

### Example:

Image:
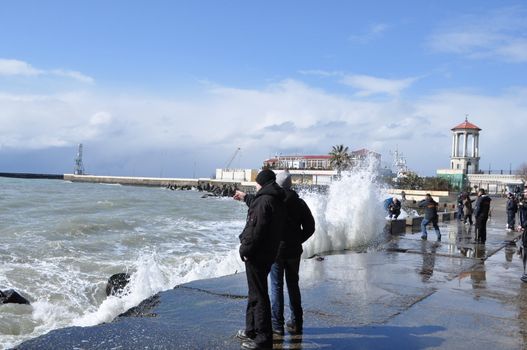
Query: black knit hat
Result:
<box><xmin>255</xmin><ymin>169</ymin><xmax>276</xmax><ymax>186</ymax></box>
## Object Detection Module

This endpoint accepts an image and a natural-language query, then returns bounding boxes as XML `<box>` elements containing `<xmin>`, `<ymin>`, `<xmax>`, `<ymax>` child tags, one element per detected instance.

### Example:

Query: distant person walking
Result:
<box><xmin>271</xmin><ymin>171</ymin><xmax>315</xmax><ymax>336</ymax></box>
<box><xmin>463</xmin><ymin>195</ymin><xmax>474</xmax><ymax>225</ymax></box>
<box><xmin>474</xmin><ymin>188</ymin><xmax>492</xmax><ymax>244</ymax></box>
<box><xmin>456</xmin><ymin>192</ymin><xmax>466</xmax><ymax>221</ymax></box>
<box><xmin>519</xmin><ymin>194</ymin><xmax>527</xmax><ymax>230</ymax></box>
<box><xmin>506</xmin><ymin>192</ymin><xmax>518</xmax><ymax>232</ymax></box>
<box><xmin>234</xmin><ymin>169</ymin><xmax>286</xmax><ymax>350</ymax></box>
<box><xmin>419</xmin><ymin>194</ymin><xmax>441</xmax><ymax>241</ymax></box>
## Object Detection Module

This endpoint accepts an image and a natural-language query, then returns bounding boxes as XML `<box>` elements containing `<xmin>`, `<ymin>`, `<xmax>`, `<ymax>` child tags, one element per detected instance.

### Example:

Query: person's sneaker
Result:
<box><xmin>236</xmin><ymin>329</ymin><xmax>255</xmax><ymax>342</ymax></box>
<box><xmin>286</xmin><ymin>321</ymin><xmax>302</xmax><ymax>335</ymax></box>
<box><xmin>421</xmin><ymin>235</ymin><xmax>427</xmax><ymax>240</ymax></box>
<box><xmin>241</xmin><ymin>340</ymin><xmax>272</xmax><ymax>350</ymax></box>
<box><xmin>521</xmin><ymin>274</ymin><xmax>527</xmax><ymax>283</ymax></box>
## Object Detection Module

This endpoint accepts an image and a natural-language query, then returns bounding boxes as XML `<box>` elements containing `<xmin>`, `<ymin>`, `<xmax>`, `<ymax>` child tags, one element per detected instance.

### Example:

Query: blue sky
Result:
<box><xmin>0</xmin><ymin>0</ymin><xmax>526</xmax><ymax>177</ymax></box>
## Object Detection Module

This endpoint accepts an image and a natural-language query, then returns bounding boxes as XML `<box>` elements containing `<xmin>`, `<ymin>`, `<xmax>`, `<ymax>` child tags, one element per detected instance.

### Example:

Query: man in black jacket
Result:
<box><xmin>506</xmin><ymin>192</ymin><xmax>518</xmax><ymax>231</ymax></box>
<box><xmin>474</xmin><ymin>188</ymin><xmax>492</xmax><ymax>243</ymax></box>
<box><xmin>419</xmin><ymin>194</ymin><xmax>441</xmax><ymax>241</ymax></box>
<box><xmin>270</xmin><ymin>171</ymin><xmax>315</xmax><ymax>336</ymax></box>
<box><xmin>234</xmin><ymin>169</ymin><xmax>286</xmax><ymax>350</ymax></box>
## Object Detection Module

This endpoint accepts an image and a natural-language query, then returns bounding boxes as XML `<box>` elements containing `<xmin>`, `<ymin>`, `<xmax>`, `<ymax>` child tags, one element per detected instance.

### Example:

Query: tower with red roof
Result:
<box><xmin>450</xmin><ymin>117</ymin><xmax>481</xmax><ymax>174</ymax></box>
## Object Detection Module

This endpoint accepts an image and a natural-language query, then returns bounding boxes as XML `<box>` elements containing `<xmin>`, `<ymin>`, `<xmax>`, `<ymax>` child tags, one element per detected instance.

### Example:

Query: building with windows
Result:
<box><xmin>263</xmin><ymin>149</ymin><xmax>381</xmax><ymax>171</ymax></box>
<box><xmin>263</xmin><ymin>155</ymin><xmax>332</xmax><ymax>170</ymax></box>
<box><xmin>262</xmin><ymin>149</ymin><xmax>381</xmax><ymax>185</ymax></box>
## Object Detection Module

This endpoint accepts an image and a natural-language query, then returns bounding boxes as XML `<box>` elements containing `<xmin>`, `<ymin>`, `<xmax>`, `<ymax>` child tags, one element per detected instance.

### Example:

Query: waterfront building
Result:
<box><xmin>263</xmin><ymin>149</ymin><xmax>381</xmax><ymax>171</ymax></box>
<box><xmin>214</xmin><ymin>168</ymin><xmax>258</xmax><ymax>182</ymax></box>
<box><xmin>262</xmin><ymin>149</ymin><xmax>381</xmax><ymax>185</ymax></box>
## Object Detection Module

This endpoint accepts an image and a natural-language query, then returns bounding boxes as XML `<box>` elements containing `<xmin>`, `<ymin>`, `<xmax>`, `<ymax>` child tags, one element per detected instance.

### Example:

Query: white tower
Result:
<box><xmin>450</xmin><ymin>117</ymin><xmax>481</xmax><ymax>174</ymax></box>
<box><xmin>391</xmin><ymin>146</ymin><xmax>408</xmax><ymax>178</ymax></box>
<box><xmin>74</xmin><ymin>143</ymin><xmax>85</xmax><ymax>175</ymax></box>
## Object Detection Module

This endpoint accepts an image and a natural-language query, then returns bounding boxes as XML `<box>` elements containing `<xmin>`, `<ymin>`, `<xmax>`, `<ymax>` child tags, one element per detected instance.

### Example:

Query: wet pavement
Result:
<box><xmin>16</xmin><ymin>198</ymin><xmax>527</xmax><ymax>350</ymax></box>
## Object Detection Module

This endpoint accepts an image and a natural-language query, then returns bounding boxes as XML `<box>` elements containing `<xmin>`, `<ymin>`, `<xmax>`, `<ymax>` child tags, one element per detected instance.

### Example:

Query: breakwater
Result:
<box><xmin>0</xmin><ymin>172</ymin><xmax>63</xmax><ymax>180</ymax></box>
<box><xmin>63</xmin><ymin>174</ymin><xmax>256</xmax><ymax>193</ymax></box>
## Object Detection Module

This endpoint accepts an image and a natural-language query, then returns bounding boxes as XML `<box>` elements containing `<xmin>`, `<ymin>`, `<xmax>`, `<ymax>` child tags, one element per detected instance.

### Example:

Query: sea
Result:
<box><xmin>0</xmin><ymin>166</ymin><xmax>387</xmax><ymax>349</ymax></box>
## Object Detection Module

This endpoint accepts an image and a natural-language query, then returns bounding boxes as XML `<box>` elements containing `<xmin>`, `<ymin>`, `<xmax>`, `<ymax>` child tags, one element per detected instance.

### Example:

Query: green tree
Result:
<box><xmin>395</xmin><ymin>174</ymin><xmax>454</xmax><ymax>191</ymax></box>
<box><xmin>329</xmin><ymin>144</ymin><xmax>351</xmax><ymax>177</ymax></box>
<box><xmin>423</xmin><ymin>177</ymin><xmax>454</xmax><ymax>191</ymax></box>
<box><xmin>395</xmin><ymin>172</ymin><xmax>423</xmax><ymax>190</ymax></box>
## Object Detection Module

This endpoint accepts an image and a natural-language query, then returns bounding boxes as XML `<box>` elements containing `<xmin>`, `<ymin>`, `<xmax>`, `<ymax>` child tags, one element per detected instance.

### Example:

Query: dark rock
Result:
<box><xmin>0</xmin><ymin>289</ymin><xmax>30</xmax><ymax>304</ymax></box>
<box><xmin>106</xmin><ymin>273</ymin><xmax>131</xmax><ymax>296</ymax></box>
<box><xmin>118</xmin><ymin>294</ymin><xmax>160</xmax><ymax>317</ymax></box>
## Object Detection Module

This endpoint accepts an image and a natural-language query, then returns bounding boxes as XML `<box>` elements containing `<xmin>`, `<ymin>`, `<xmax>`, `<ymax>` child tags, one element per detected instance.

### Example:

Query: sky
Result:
<box><xmin>0</xmin><ymin>0</ymin><xmax>526</xmax><ymax>177</ymax></box>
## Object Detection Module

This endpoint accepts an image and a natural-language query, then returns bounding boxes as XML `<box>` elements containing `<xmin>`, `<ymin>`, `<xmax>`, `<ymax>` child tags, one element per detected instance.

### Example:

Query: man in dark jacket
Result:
<box><xmin>506</xmin><ymin>193</ymin><xmax>518</xmax><ymax>231</ymax></box>
<box><xmin>419</xmin><ymin>194</ymin><xmax>441</xmax><ymax>241</ymax></box>
<box><xmin>233</xmin><ymin>169</ymin><xmax>286</xmax><ymax>350</ymax></box>
<box><xmin>270</xmin><ymin>171</ymin><xmax>315</xmax><ymax>336</ymax></box>
<box><xmin>519</xmin><ymin>194</ymin><xmax>527</xmax><ymax>229</ymax></box>
<box><xmin>388</xmin><ymin>197</ymin><xmax>402</xmax><ymax>219</ymax></box>
<box><xmin>474</xmin><ymin>188</ymin><xmax>492</xmax><ymax>243</ymax></box>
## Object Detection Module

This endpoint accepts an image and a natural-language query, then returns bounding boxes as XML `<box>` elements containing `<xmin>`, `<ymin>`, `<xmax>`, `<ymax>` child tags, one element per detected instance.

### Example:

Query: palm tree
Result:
<box><xmin>329</xmin><ymin>144</ymin><xmax>351</xmax><ymax>177</ymax></box>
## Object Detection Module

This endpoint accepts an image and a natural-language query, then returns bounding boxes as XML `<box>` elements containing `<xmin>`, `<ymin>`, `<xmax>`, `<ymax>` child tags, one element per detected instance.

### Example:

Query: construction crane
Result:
<box><xmin>225</xmin><ymin>147</ymin><xmax>241</xmax><ymax>170</ymax></box>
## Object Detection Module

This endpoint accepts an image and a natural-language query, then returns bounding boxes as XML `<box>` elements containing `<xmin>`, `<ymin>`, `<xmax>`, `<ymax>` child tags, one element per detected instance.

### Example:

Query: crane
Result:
<box><xmin>225</xmin><ymin>147</ymin><xmax>241</xmax><ymax>170</ymax></box>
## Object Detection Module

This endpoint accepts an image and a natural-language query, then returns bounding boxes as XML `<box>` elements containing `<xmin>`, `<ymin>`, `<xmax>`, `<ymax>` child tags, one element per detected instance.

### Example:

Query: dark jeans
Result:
<box><xmin>521</xmin><ymin>210</ymin><xmax>527</xmax><ymax>228</ymax></box>
<box><xmin>270</xmin><ymin>257</ymin><xmax>303</xmax><ymax>330</ymax></box>
<box><xmin>421</xmin><ymin>217</ymin><xmax>440</xmax><ymax>237</ymax></box>
<box><xmin>464</xmin><ymin>213</ymin><xmax>473</xmax><ymax>225</ymax></box>
<box><xmin>475</xmin><ymin>215</ymin><xmax>488</xmax><ymax>243</ymax></box>
<box><xmin>457</xmin><ymin>206</ymin><xmax>464</xmax><ymax>221</ymax></box>
<box><xmin>245</xmin><ymin>260</ymin><xmax>273</xmax><ymax>347</ymax></box>
<box><xmin>507</xmin><ymin>211</ymin><xmax>516</xmax><ymax>229</ymax></box>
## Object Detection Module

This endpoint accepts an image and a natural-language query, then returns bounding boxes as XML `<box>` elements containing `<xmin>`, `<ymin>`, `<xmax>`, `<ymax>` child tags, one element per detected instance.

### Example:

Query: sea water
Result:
<box><xmin>0</xmin><ymin>166</ymin><xmax>386</xmax><ymax>349</ymax></box>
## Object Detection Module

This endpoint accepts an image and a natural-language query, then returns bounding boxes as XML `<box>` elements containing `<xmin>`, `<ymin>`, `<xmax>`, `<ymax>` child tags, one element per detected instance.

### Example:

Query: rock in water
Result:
<box><xmin>0</xmin><ymin>289</ymin><xmax>30</xmax><ymax>304</ymax></box>
<box><xmin>106</xmin><ymin>273</ymin><xmax>131</xmax><ymax>296</ymax></box>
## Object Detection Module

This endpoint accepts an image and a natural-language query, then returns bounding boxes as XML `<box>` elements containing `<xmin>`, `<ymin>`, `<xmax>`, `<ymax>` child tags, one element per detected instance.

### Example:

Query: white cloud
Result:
<box><xmin>340</xmin><ymin>74</ymin><xmax>419</xmax><ymax>96</ymax></box>
<box><xmin>51</xmin><ymin>69</ymin><xmax>95</xmax><ymax>84</ymax></box>
<box><xmin>428</xmin><ymin>6</ymin><xmax>527</xmax><ymax>62</ymax></box>
<box><xmin>0</xmin><ymin>59</ymin><xmax>41</xmax><ymax>76</ymax></box>
<box><xmin>0</xmin><ymin>58</ymin><xmax>94</xmax><ymax>83</ymax></box>
<box><xmin>297</xmin><ymin>69</ymin><xmax>341</xmax><ymax>77</ymax></box>
<box><xmin>349</xmin><ymin>23</ymin><xmax>389</xmax><ymax>44</ymax></box>
<box><xmin>0</xmin><ymin>78</ymin><xmax>525</xmax><ymax>176</ymax></box>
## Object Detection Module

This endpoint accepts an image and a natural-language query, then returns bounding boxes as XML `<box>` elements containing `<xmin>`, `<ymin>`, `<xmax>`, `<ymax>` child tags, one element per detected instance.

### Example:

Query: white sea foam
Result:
<box><xmin>73</xmin><ymin>249</ymin><xmax>245</xmax><ymax>327</ymax></box>
<box><xmin>302</xmin><ymin>161</ymin><xmax>387</xmax><ymax>257</ymax></box>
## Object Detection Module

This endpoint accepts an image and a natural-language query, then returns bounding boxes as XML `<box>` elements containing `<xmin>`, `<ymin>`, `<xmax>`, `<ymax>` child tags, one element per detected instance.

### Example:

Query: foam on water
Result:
<box><xmin>302</xmin><ymin>162</ymin><xmax>387</xmax><ymax>257</ymax></box>
<box><xmin>73</xmin><ymin>248</ymin><xmax>245</xmax><ymax>327</ymax></box>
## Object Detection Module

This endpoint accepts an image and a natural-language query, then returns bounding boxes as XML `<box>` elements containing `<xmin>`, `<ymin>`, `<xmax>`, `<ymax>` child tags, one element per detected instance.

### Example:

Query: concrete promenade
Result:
<box><xmin>16</xmin><ymin>198</ymin><xmax>527</xmax><ymax>350</ymax></box>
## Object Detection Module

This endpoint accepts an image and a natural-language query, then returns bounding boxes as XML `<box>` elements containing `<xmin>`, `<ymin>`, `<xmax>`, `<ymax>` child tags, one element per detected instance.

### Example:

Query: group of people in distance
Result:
<box><xmin>233</xmin><ymin>169</ymin><xmax>315</xmax><ymax>350</ymax></box>
<box><xmin>505</xmin><ymin>191</ymin><xmax>527</xmax><ymax>232</ymax></box>
<box><xmin>386</xmin><ymin>188</ymin><xmax>493</xmax><ymax>244</ymax></box>
<box><xmin>456</xmin><ymin>189</ymin><xmax>492</xmax><ymax>243</ymax></box>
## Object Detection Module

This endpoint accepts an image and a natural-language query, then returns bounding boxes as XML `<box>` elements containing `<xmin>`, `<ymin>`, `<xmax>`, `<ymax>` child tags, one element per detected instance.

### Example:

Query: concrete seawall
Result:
<box><xmin>63</xmin><ymin>174</ymin><xmax>257</xmax><ymax>192</ymax></box>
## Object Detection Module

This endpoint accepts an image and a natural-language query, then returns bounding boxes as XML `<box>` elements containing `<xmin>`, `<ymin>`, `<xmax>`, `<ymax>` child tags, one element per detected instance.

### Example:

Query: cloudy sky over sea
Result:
<box><xmin>0</xmin><ymin>0</ymin><xmax>525</xmax><ymax>177</ymax></box>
